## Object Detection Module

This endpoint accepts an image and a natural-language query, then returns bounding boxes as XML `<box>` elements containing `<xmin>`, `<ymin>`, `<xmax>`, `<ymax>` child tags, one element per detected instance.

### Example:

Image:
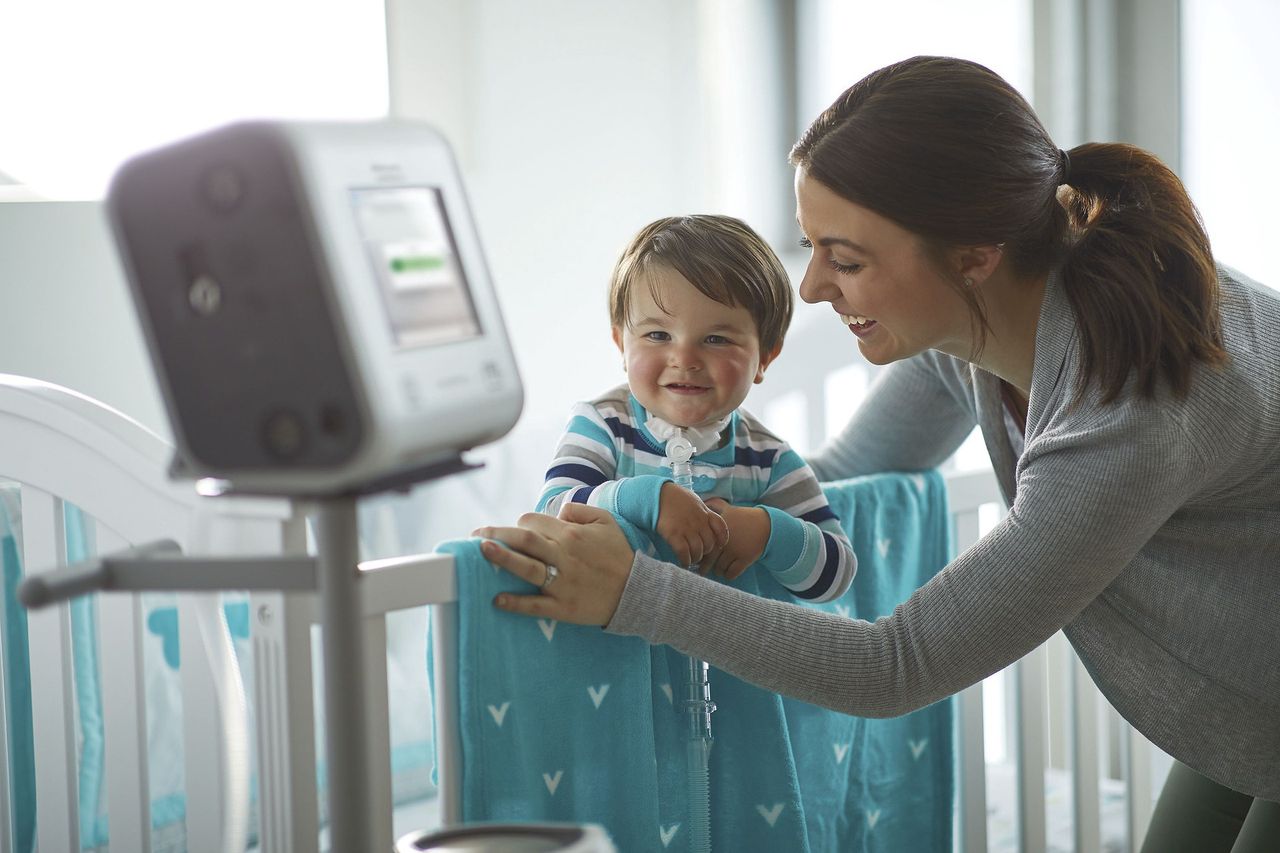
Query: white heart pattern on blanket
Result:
<box><xmin>877</xmin><ymin>538</ymin><xmax>892</xmax><ymax>557</ymax></box>
<box><xmin>538</xmin><ymin>619</ymin><xmax>557</xmax><ymax>642</ymax></box>
<box><xmin>833</xmin><ymin>742</ymin><xmax>850</xmax><ymax>763</ymax></box>
<box><xmin>659</xmin><ymin>824</ymin><xmax>680</xmax><ymax>847</ymax></box>
<box><xmin>909</xmin><ymin>738</ymin><xmax>928</xmax><ymax>760</ymax></box>
<box><xmin>588</xmin><ymin>684</ymin><xmax>610</xmax><ymax>708</ymax></box>
<box><xmin>487</xmin><ymin>702</ymin><xmax>510</xmax><ymax>727</ymax></box>
<box><xmin>867</xmin><ymin>808</ymin><xmax>882</xmax><ymax>830</ymax></box>
<box><xmin>757</xmin><ymin>803</ymin><xmax>784</xmax><ymax>827</ymax></box>
<box><xmin>660</xmin><ymin>683</ymin><xmax>673</xmax><ymax>704</ymax></box>
<box><xmin>543</xmin><ymin>770</ymin><xmax>564</xmax><ymax>796</ymax></box>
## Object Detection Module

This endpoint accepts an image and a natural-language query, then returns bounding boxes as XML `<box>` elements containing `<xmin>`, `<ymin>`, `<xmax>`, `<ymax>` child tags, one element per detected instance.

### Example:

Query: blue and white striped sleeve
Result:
<box><xmin>535</xmin><ymin>402</ymin><xmax>667</xmax><ymax>531</ymax></box>
<box><xmin>754</xmin><ymin>445</ymin><xmax>857</xmax><ymax>602</ymax></box>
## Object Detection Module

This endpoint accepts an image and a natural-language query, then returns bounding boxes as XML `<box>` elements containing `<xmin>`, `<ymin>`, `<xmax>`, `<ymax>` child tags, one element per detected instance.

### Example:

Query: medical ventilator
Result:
<box><xmin>107</xmin><ymin>120</ymin><xmax>523</xmax><ymax>496</ymax></box>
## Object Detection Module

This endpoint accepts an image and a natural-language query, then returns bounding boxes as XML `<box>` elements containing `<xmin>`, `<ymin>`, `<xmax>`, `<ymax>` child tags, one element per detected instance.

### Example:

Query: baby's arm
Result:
<box><xmin>737</xmin><ymin>445</ymin><xmax>857</xmax><ymax>602</ymax></box>
<box><xmin>536</xmin><ymin>403</ymin><xmax>667</xmax><ymax>529</ymax></box>
<box><xmin>537</xmin><ymin>403</ymin><xmax>727</xmax><ymax>564</ymax></box>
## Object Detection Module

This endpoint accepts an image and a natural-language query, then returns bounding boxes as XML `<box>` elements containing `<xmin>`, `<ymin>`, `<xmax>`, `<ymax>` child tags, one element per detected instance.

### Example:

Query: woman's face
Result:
<box><xmin>794</xmin><ymin>168</ymin><xmax>973</xmax><ymax>365</ymax></box>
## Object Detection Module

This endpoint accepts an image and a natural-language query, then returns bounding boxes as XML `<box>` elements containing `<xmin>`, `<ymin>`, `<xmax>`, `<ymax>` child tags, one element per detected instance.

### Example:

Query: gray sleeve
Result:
<box><xmin>605</xmin><ymin>397</ymin><xmax>1203</xmax><ymax>718</ymax></box>
<box><xmin>808</xmin><ymin>352</ymin><xmax>977</xmax><ymax>482</ymax></box>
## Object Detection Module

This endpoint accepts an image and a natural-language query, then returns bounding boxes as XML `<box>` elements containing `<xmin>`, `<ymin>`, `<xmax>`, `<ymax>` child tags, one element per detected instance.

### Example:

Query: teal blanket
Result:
<box><xmin>433</xmin><ymin>470</ymin><xmax>954</xmax><ymax>852</ymax></box>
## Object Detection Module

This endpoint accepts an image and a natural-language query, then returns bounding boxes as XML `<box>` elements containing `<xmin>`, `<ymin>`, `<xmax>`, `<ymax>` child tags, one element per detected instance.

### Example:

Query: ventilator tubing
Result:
<box><xmin>666</xmin><ymin>432</ymin><xmax>715</xmax><ymax>852</ymax></box>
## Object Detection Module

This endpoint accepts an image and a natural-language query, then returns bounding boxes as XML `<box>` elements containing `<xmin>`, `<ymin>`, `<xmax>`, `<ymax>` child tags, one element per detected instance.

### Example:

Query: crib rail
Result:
<box><xmin>0</xmin><ymin>376</ymin><xmax>462</xmax><ymax>853</ymax></box>
<box><xmin>0</xmin><ymin>376</ymin><xmax>293</xmax><ymax>853</ymax></box>
<box><xmin>947</xmin><ymin>467</ymin><xmax>1155</xmax><ymax>853</ymax></box>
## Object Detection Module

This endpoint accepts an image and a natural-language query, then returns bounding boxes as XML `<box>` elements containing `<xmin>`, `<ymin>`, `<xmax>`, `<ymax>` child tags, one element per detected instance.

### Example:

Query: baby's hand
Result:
<box><xmin>702</xmin><ymin>499</ymin><xmax>770</xmax><ymax>580</ymax></box>
<box><xmin>657</xmin><ymin>482</ymin><xmax>730</xmax><ymax>567</ymax></box>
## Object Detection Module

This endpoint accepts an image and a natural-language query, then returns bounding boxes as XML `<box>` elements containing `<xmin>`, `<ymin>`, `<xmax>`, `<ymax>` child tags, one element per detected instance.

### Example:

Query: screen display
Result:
<box><xmin>351</xmin><ymin>186</ymin><xmax>482</xmax><ymax>349</ymax></box>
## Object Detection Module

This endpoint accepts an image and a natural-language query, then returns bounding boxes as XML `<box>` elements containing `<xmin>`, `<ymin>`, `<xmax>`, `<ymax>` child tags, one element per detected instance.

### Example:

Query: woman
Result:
<box><xmin>473</xmin><ymin>57</ymin><xmax>1279</xmax><ymax>850</ymax></box>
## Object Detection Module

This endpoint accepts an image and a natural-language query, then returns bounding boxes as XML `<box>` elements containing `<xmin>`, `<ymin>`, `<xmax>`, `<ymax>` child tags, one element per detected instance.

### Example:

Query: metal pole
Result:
<box><xmin>314</xmin><ymin>497</ymin><xmax>373</xmax><ymax>850</ymax></box>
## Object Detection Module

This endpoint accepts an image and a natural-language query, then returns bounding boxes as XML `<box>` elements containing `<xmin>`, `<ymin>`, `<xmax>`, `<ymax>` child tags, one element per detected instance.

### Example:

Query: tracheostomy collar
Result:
<box><xmin>644</xmin><ymin>413</ymin><xmax>731</xmax><ymax>456</ymax></box>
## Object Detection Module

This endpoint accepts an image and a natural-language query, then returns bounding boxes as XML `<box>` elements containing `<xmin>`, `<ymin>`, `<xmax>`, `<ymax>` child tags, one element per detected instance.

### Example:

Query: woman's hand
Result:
<box><xmin>703</xmin><ymin>499</ymin><xmax>770</xmax><ymax>580</ymax></box>
<box><xmin>472</xmin><ymin>503</ymin><xmax>637</xmax><ymax>627</ymax></box>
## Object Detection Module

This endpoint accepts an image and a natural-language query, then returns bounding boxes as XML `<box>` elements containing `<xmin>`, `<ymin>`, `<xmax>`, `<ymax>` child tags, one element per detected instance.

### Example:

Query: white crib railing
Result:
<box><xmin>947</xmin><ymin>467</ymin><xmax>1157</xmax><ymax>853</ymax></box>
<box><xmin>0</xmin><ymin>374</ymin><xmax>460</xmax><ymax>853</ymax></box>
<box><xmin>0</xmin><ymin>375</ymin><xmax>295</xmax><ymax>853</ymax></box>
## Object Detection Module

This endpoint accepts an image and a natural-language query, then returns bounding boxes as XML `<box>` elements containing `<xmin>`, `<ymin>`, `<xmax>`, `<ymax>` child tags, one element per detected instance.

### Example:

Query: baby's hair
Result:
<box><xmin>608</xmin><ymin>215</ymin><xmax>793</xmax><ymax>354</ymax></box>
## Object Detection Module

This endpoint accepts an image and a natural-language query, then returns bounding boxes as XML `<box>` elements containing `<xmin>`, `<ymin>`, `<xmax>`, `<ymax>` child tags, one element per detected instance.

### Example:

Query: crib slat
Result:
<box><xmin>1071</xmin><ymin>651</ymin><xmax>1102</xmax><ymax>853</ymax></box>
<box><xmin>20</xmin><ymin>486</ymin><xmax>79</xmax><ymax>853</ymax></box>
<box><xmin>951</xmin><ymin>484</ymin><xmax>991</xmax><ymax>853</ymax></box>
<box><xmin>96</xmin><ymin>524</ymin><xmax>152</xmax><ymax>853</ymax></box>
<box><xmin>0</xmin><ymin>547</ymin><xmax>12</xmax><ymax>853</ymax></box>
<box><xmin>180</xmin><ymin>594</ymin><xmax>228</xmax><ymax>853</ymax></box>
<box><xmin>1124</xmin><ymin>722</ymin><xmax>1154</xmax><ymax>850</ymax></box>
<box><xmin>253</xmin><ymin>590</ymin><xmax>320</xmax><ymax>853</ymax></box>
<box><xmin>956</xmin><ymin>682</ymin><xmax>987</xmax><ymax>853</ymax></box>
<box><xmin>953</xmin><ymin>509</ymin><xmax>982</xmax><ymax>553</ymax></box>
<box><xmin>432</xmin><ymin>601</ymin><xmax>462</xmax><ymax>826</ymax></box>
<box><xmin>1016</xmin><ymin>647</ymin><xmax>1048</xmax><ymax>853</ymax></box>
<box><xmin>362</xmin><ymin>614</ymin><xmax>394</xmax><ymax>853</ymax></box>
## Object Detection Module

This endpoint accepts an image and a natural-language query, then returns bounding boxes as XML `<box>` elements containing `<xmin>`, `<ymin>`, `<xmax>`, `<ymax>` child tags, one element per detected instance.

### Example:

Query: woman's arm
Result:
<box><xmin>808</xmin><ymin>351</ymin><xmax>977</xmax><ymax>481</ymax></box>
<box><xmin>603</xmin><ymin>403</ymin><xmax>1203</xmax><ymax>717</ymax></box>
<box><xmin>480</xmin><ymin>397</ymin><xmax>1202</xmax><ymax>718</ymax></box>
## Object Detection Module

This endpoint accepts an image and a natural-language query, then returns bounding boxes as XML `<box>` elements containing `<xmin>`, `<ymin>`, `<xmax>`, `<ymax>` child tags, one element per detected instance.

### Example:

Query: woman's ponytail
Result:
<box><xmin>1059</xmin><ymin>143</ymin><xmax>1226</xmax><ymax>402</ymax></box>
<box><xmin>791</xmin><ymin>57</ymin><xmax>1227</xmax><ymax>403</ymax></box>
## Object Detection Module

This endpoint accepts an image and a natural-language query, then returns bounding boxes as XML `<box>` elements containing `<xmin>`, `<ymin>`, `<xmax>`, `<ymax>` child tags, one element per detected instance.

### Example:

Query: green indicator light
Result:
<box><xmin>391</xmin><ymin>255</ymin><xmax>445</xmax><ymax>273</ymax></box>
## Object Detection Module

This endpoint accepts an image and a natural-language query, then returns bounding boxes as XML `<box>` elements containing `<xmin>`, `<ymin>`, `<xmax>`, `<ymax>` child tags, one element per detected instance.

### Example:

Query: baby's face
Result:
<box><xmin>612</xmin><ymin>265</ymin><xmax>776</xmax><ymax>429</ymax></box>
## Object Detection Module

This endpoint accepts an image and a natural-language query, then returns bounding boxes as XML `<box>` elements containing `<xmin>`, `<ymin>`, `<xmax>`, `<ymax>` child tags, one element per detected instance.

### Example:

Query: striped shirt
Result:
<box><xmin>537</xmin><ymin>384</ymin><xmax>856</xmax><ymax>602</ymax></box>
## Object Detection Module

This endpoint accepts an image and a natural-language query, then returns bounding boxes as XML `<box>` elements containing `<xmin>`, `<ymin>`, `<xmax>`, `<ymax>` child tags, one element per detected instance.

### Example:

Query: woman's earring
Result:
<box><xmin>963</xmin><ymin>276</ymin><xmax>975</xmax><ymax>287</ymax></box>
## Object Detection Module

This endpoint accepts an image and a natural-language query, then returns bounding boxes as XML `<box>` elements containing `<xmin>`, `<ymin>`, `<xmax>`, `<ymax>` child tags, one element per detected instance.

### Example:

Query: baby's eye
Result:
<box><xmin>643</xmin><ymin>331</ymin><xmax>670</xmax><ymax>342</ymax></box>
<box><xmin>705</xmin><ymin>335</ymin><xmax>732</xmax><ymax>345</ymax></box>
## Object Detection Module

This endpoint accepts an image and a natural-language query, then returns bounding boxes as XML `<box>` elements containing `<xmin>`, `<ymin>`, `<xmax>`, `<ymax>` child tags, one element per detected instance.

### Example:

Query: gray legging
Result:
<box><xmin>1140</xmin><ymin>762</ymin><xmax>1280</xmax><ymax>853</ymax></box>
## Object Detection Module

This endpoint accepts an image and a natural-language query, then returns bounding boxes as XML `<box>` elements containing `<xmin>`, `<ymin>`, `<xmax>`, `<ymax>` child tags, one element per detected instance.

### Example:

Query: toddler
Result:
<box><xmin>536</xmin><ymin>215</ymin><xmax>855</xmax><ymax>601</ymax></box>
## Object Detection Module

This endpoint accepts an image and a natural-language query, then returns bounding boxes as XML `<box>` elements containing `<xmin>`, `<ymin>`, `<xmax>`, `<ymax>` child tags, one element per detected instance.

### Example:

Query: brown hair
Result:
<box><xmin>790</xmin><ymin>55</ymin><xmax>1226</xmax><ymax>402</ymax></box>
<box><xmin>608</xmin><ymin>215</ymin><xmax>794</xmax><ymax>354</ymax></box>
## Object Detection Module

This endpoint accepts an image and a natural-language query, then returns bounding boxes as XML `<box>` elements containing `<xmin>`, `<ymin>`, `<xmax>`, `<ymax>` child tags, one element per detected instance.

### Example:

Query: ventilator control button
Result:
<box><xmin>262</xmin><ymin>410</ymin><xmax>306</xmax><ymax>460</ymax></box>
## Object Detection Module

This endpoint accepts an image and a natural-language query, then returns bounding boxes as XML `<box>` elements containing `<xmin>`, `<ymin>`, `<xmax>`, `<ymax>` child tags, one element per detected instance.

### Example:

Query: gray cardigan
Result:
<box><xmin>605</xmin><ymin>265</ymin><xmax>1280</xmax><ymax>799</ymax></box>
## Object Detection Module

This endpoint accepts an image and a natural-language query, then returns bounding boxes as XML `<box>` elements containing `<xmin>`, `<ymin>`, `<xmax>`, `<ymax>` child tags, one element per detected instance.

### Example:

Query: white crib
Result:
<box><xmin>0</xmin><ymin>371</ymin><xmax>1161</xmax><ymax>853</ymax></box>
<box><xmin>0</xmin><ymin>374</ymin><xmax>463</xmax><ymax>853</ymax></box>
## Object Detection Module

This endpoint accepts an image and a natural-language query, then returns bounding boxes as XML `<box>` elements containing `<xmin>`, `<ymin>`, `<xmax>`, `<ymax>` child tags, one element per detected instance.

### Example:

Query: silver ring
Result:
<box><xmin>541</xmin><ymin>563</ymin><xmax>559</xmax><ymax>591</ymax></box>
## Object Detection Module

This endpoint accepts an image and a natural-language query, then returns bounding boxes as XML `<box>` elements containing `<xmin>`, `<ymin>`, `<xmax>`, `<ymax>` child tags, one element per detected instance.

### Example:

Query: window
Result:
<box><xmin>793</xmin><ymin>0</ymin><xmax>1034</xmax><ymax>459</ymax></box>
<box><xmin>1182</xmin><ymin>0</ymin><xmax>1280</xmax><ymax>289</ymax></box>
<box><xmin>0</xmin><ymin>0</ymin><xmax>388</xmax><ymax>200</ymax></box>
<box><xmin>798</xmin><ymin>0</ymin><xmax>1034</xmax><ymax>125</ymax></box>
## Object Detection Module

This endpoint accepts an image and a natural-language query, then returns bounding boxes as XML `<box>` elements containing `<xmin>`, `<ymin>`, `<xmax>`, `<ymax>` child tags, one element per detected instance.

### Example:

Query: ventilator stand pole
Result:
<box><xmin>314</xmin><ymin>496</ymin><xmax>386</xmax><ymax>853</ymax></box>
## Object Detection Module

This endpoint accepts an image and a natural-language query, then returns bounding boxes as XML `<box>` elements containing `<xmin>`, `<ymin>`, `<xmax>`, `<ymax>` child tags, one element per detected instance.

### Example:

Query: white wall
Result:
<box><xmin>388</xmin><ymin>0</ymin><xmax>720</xmax><ymax>435</ymax></box>
<box><xmin>1182</xmin><ymin>0</ymin><xmax>1280</xmax><ymax>288</ymax></box>
<box><xmin>0</xmin><ymin>202</ymin><xmax>170</xmax><ymax>436</ymax></box>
